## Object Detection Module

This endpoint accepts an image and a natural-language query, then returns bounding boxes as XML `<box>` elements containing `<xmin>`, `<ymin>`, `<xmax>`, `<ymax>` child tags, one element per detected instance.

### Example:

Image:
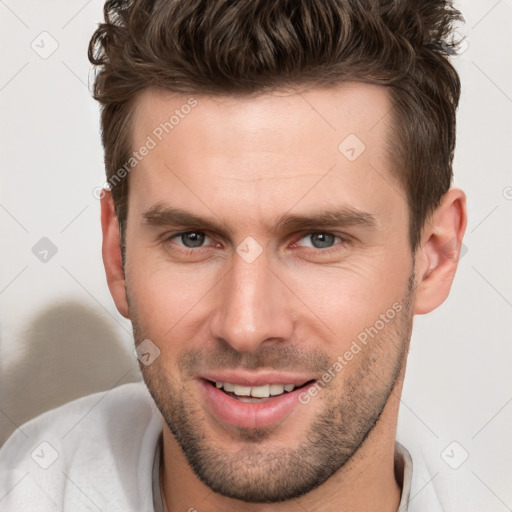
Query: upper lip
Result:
<box><xmin>199</xmin><ymin>370</ymin><xmax>316</xmax><ymax>387</ymax></box>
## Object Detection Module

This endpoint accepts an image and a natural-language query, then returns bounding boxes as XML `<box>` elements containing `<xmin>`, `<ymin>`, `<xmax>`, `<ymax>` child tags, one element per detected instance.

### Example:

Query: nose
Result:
<box><xmin>209</xmin><ymin>247</ymin><xmax>294</xmax><ymax>353</ymax></box>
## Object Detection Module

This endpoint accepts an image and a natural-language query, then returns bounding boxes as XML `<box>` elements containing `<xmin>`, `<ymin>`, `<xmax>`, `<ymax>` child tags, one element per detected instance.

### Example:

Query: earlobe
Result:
<box><xmin>100</xmin><ymin>190</ymin><xmax>130</xmax><ymax>319</ymax></box>
<box><xmin>414</xmin><ymin>188</ymin><xmax>467</xmax><ymax>315</ymax></box>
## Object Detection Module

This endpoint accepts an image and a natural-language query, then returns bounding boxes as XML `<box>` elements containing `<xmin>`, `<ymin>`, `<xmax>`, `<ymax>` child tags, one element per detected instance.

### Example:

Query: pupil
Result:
<box><xmin>182</xmin><ymin>232</ymin><xmax>205</xmax><ymax>248</ymax></box>
<box><xmin>311</xmin><ymin>233</ymin><xmax>335</xmax><ymax>249</ymax></box>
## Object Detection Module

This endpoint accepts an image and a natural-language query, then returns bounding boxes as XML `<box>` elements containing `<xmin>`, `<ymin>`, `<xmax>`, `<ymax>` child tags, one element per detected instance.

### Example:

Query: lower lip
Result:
<box><xmin>199</xmin><ymin>379</ymin><xmax>315</xmax><ymax>429</ymax></box>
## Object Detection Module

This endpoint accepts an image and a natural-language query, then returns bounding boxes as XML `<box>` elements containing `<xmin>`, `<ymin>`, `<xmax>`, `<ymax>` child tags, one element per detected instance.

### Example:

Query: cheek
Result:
<box><xmin>282</xmin><ymin>254</ymin><xmax>411</xmax><ymax>344</ymax></box>
<box><xmin>126</xmin><ymin>253</ymin><xmax>217</xmax><ymax>338</ymax></box>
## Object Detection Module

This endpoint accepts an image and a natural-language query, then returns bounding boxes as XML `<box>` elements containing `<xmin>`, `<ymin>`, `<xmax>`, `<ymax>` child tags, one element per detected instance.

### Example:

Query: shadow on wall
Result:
<box><xmin>0</xmin><ymin>301</ymin><xmax>141</xmax><ymax>446</ymax></box>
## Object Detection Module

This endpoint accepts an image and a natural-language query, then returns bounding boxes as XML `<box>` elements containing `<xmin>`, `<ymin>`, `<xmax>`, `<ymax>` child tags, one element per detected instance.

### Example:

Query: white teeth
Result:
<box><xmin>233</xmin><ymin>385</ymin><xmax>251</xmax><ymax>396</ymax></box>
<box><xmin>269</xmin><ymin>384</ymin><xmax>286</xmax><ymax>396</ymax></box>
<box><xmin>215</xmin><ymin>382</ymin><xmax>297</xmax><ymax>397</ymax></box>
<box><xmin>250</xmin><ymin>384</ymin><xmax>270</xmax><ymax>398</ymax></box>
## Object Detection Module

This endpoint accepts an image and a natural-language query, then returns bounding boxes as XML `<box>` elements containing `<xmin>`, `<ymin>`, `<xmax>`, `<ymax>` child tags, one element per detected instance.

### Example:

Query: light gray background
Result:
<box><xmin>1</xmin><ymin>1</ymin><xmax>511</xmax><ymax>510</ymax></box>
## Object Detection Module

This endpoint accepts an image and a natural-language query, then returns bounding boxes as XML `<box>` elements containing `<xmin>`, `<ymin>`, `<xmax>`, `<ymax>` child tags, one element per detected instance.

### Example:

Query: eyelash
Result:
<box><xmin>162</xmin><ymin>230</ymin><xmax>349</xmax><ymax>254</ymax></box>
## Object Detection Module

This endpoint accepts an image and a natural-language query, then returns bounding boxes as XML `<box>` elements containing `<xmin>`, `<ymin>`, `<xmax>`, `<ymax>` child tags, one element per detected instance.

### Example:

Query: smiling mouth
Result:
<box><xmin>204</xmin><ymin>379</ymin><xmax>315</xmax><ymax>403</ymax></box>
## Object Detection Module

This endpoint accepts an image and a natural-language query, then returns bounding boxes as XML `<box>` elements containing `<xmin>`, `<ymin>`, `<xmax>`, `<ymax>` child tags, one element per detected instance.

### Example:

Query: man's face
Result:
<box><xmin>124</xmin><ymin>83</ymin><xmax>416</xmax><ymax>502</ymax></box>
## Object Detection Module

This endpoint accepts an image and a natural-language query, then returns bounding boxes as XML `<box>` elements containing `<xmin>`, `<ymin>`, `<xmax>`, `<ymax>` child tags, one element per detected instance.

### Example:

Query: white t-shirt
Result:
<box><xmin>0</xmin><ymin>383</ymin><xmax>444</xmax><ymax>511</ymax></box>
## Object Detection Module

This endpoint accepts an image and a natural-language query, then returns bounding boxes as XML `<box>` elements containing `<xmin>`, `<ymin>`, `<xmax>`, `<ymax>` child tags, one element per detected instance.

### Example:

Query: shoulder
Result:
<box><xmin>0</xmin><ymin>382</ymin><xmax>162</xmax><ymax>512</ymax></box>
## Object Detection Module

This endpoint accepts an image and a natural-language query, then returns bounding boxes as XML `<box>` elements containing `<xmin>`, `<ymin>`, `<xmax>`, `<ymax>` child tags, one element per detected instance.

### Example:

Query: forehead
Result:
<box><xmin>128</xmin><ymin>83</ymin><xmax>403</xmax><ymax>227</ymax></box>
<box><xmin>132</xmin><ymin>83</ymin><xmax>392</xmax><ymax>157</ymax></box>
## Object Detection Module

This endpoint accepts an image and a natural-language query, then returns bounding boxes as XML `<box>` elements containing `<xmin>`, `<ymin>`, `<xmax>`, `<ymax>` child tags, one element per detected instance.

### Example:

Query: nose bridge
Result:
<box><xmin>210</xmin><ymin>251</ymin><xmax>292</xmax><ymax>352</ymax></box>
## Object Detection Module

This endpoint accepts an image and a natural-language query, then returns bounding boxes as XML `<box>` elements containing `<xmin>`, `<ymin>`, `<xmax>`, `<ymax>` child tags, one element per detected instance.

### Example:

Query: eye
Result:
<box><xmin>169</xmin><ymin>231</ymin><xmax>213</xmax><ymax>248</ymax></box>
<box><xmin>295</xmin><ymin>232</ymin><xmax>343</xmax><ymax>250</ymax></box>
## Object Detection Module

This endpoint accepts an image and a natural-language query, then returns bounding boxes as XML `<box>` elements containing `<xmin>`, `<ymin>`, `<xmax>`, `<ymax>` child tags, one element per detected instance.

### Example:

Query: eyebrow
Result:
<box><xmin>142</xmin><ymin>203</ymin><xmax>376</xmax><ymax>236</ymax></box>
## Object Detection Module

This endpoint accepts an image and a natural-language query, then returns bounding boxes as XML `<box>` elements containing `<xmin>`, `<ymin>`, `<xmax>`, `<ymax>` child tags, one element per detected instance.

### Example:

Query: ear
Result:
<box><xmin>413</xmin><ymin>188</ymin><xmax>467</xmax><ymax>315</ymax></box>
<box><xmin>100</xmin><ymin>190</ymin><xmax>130</xmax><ymax>319</ymax></box>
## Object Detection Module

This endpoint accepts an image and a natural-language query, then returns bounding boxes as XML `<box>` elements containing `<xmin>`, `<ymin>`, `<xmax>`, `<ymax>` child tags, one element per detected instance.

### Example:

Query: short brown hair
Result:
<box><xmin>88</xmin><ymin>0</ymin><xmax>463</xmax><ymax>251</ymax></box>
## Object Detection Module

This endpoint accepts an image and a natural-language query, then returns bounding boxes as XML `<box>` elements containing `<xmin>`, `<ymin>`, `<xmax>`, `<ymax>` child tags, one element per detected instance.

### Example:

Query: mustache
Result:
<box><xmin>178</xmin><ymin>344</ymin><xmax>331</xmax><ymax>376</ymax></box>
